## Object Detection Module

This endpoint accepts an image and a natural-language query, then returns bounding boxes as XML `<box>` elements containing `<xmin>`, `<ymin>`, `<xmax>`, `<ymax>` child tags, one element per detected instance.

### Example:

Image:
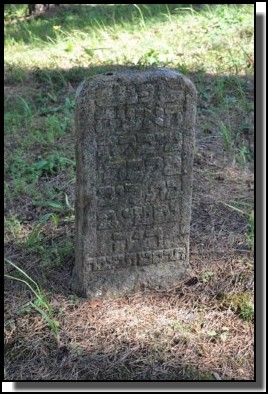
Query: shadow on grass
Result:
<box><xmin>6</xmin><ymin>329</ymin><xmax>216</xmax><ymax>381</ymax></box>
<box><xmin>5</xmin><ymin>65</ymin><xmax>254</xmax><ymax>294</ymax></box>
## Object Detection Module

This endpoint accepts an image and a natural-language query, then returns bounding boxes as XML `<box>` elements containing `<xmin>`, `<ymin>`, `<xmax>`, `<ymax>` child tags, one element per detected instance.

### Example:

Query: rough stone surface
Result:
<box><xmin>72</xmin><ymin>68</ymin><xmax>196</xmax><ymax>299</ymax></box>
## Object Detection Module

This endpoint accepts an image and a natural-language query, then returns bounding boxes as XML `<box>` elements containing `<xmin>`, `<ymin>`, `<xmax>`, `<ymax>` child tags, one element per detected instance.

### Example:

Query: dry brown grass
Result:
<box><xmin>4</xmin><ymin>259</ymin><xmax>254</xmax><ymax>380</ymax></box>
<box><xmin>4</xmin><ymin>152</ymin><xmax>254</xmax><ymax>380</ymax></box>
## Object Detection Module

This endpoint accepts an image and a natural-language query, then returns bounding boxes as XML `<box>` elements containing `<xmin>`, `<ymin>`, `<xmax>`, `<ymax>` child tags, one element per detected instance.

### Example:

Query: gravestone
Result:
<box><xmin>72</xmin><ymin>68</ymin><xmax>196</xmax><ymax>299</ymax></box>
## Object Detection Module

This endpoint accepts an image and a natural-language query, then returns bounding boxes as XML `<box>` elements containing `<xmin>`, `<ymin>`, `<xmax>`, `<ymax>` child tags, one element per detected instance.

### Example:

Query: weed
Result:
<box><xmin>239</xmin><ymin>300</ymin><xmax>254</xmax><ymax>322</ymax></box>
<box><xmin>219</xmin><ymin>121</ymin><xmax>233</xmax><ymax>152</ymax></box>
<box><xmin>46</xmin><ymin>115</ymin><xmax>68</xmax><ymax>143</ymax></box>
<box><xmin>223</xmin><ymin>202</ymin><xmax>254</xmax><ymax>251</ymax></box>
<box><xmin>4</xmin><ymin>368</ymin><xmax>9</xmax><ymax>380</ymax></box>
<box><xmin>34</xmin><ymin>201</ymin><xmax>63</xmax><ymax>210</ymax></box>
<box><xmin>5</xmin><ymin>95</ymin><xmax>33</xmax><ymax>133</ymax></box>
<box><xmin>208</xmin><ymin>329</ymin><xmax>217</xmax><ymax>341</ymax></box>
<box><xmin>4</xmin><ymin>215</ymin><xmax>22</xmax><ymax>240</ymax></box>
<box><xmin>4</xmin><ymin>259</ymin><xmax>59</xmax><ymax>338</ymax></box>
<box><xmin>42</xmin><ymin>237</ymin><xmax>74</xmax><ymax>269</ymax></box>
<box><xmin>171</xmin><ymin>321</ymin><xmax>182</xmax><ymax>330</ymax></box>
<box><xmin>247</xmin><ymin>211</ymin><xmax>254</xmax><ymax>250</ymax></box>
<box><xmin>184</xmin><ymin>365</ymin><xmax>215</xmax><ymax>380</ymax></box>
<box><xmin>68</xmin><ymin>343</ymin><xmax>84</xmax><ymax>356</ymax></box>
<box><xmin>237</xmin><ymin>145</ymin><xmax>252</xmax><ymax>166</ymax></box>
<box><xmin>207</xmin><ymin>326</ymin><xmax>229</xmax><ymax>342</ymax></box>
<box><xmin>68</xmin><ymin>294</ymin><xmax>79</xmax><ymax>306</ymax></box>
<box><xmin>137</xmin><ymin>49</ymin><xmax>160</xmax><ymax>67</ymax></box>
<box><xmin>202</xmin><ymin>271</ymin><xmax>214</xmax><ymax>283</ymax></box>
<box><xmin>219</xmin><ymin>292</ymin><xmax>254</xmax><ymax>322</ymax></box>
<box><xmin>4</xmin><ymin>4</ymin><xmax>28</xmax><ymax>20</ymax></box>
<box><xmin>25</xmin><ymin>213</ymin><xmax>56</xmax><ymax>247</ymax></box>
<box><xmin>116</xmin><ymin>366</ymin><xmax>132</xmax><ymax>380</ymax></box>
<box><xmin>133</xmin><ymin>4</ymin><xmax>151</xmax><ymax>29</ymax></box>
<box><xmin>33</xmin><ymin>193</ymin><xmax>74</xmax><ymax>216</ymax></box>
<box><xmin>8</xmin><ymin>153</ymin><xmax>74</xmax><ymax>181</ymax></box>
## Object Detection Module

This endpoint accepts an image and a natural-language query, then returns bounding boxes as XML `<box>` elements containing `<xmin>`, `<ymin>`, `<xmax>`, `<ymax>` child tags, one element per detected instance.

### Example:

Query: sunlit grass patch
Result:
<box><xmin>5</xmin><ymin>4</ymin><xmax>253</xmax><ymax>75</ymax></box>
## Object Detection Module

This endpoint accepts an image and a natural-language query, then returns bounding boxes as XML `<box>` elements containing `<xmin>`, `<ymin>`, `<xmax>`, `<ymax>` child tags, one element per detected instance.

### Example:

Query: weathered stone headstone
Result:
<box><xmin>72</xmin><ymin>68</ymin><xmax>196</xmax><ymax>299</ymax></box>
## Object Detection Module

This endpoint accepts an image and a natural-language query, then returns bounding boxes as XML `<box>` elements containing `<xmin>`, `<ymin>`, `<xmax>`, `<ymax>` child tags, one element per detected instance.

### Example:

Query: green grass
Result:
<box><xmin>41</xmin><ymin>236</ymin><xmax>74</xmax><ymax>269</ymax></box>
<box><xmin>219</xmin><ymin>292</ymin><xmax>254</xmax><ymax>322</ymax></box>
<box><xmin>4</xmin><ymin>3</ymin><xmax>254</xmax><ymax>175</ymax></box>
<box><xmin>5</xmin><ymin>4</ymin><xmax>253</xmax><ymax>74</ymax></box>
<box><xmin>4</xmin><ymin>259</ymin><xmax>60</xmax><ymax>338</ymax></box>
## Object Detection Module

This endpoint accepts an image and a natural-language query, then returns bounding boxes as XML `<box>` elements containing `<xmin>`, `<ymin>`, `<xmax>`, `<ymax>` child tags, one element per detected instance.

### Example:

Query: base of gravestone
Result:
<box><xmin>71</xmin><ymin>259</ymin><xmax>188</xmax><ymax>299</ymax></box>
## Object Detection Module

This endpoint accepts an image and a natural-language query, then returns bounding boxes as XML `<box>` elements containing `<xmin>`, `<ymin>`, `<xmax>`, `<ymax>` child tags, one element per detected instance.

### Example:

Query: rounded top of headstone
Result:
<box><xmin>75</xmin><ymin>67</ymin><xmax>196</xmax><ymax>100</ymax></box>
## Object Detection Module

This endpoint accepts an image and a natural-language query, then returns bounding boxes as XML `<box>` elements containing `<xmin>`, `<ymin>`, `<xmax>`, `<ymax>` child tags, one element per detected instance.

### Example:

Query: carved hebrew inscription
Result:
<box><xmin>73</xmin><ymin>68</ymin><xmax>196</xmax><ymax>299</ymax></box>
